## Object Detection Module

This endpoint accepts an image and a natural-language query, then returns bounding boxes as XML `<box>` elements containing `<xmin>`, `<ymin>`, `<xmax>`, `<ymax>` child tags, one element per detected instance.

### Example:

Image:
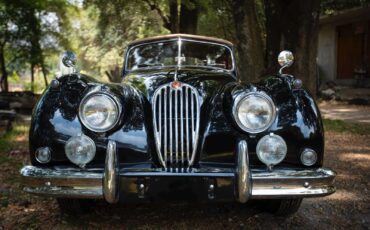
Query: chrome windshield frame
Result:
<box><xmin>123</xmin><ymin>37</ymin><xmax>236</xmax><ymax>74</ymax></box>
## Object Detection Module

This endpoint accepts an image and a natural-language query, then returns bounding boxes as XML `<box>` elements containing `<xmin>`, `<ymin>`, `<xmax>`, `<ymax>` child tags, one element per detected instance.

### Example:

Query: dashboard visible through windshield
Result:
<box><xmin>126</xmin><ymin>39</ymin><xmax>233</xmax><ymax>71</ymax></box>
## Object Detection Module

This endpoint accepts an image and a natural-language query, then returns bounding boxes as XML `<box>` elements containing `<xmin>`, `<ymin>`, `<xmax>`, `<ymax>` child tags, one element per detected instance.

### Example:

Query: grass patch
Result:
<box><xmin>323</xmin><ymin>119</ymin><xmax>370</xmax><ymax>135</ymax></box>
<box><xmin>0</xmin><ymin>122</ymin><xmax>29</xmax><ymax>153</ymax></box>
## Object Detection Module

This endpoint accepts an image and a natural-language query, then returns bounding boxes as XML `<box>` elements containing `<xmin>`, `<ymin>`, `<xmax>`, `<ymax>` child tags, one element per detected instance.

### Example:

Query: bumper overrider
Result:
<box><xmin>20</xmin><ymin>140</ymin><xmax>336</xmax><ymax>203</ymax></box>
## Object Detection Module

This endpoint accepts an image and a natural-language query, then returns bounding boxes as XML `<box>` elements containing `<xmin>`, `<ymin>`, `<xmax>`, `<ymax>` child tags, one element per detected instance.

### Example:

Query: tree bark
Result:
<box><xmin>31</xmin><ymin>64</ymin><xmax>35</xmax><ymax>93</ymax></box>
<box><xmin>265</xmin><ymin>0</ymin><xmax>321</xmax><ymax>95</ymax></box>
<box><xmin>232</xmin><ymin>0</ymin><xmax>265</xmax><ymax>82</ymax></box>
<box><xmin>179</xmin><ymin>0</ymin><xmax>199</xmax><ymax>34</ymax></box>
<box><xmin>0</xmin><ymin>45</ymin><xmax>8</xmax><ymax>92</ymax></box>
<box><xmin>169</xmin><ymin>0</ymin><xmax>179</xmax><ymax>33</ymax></box>
<box><xmin>41</xmin><ymin>61</ymin><xmax>48</xmax><ymax>87</ymax></box>
<box><xmin>105</xmin><ymin>66</ymin><xmax>121</xmax><ymax>83</ymax></box>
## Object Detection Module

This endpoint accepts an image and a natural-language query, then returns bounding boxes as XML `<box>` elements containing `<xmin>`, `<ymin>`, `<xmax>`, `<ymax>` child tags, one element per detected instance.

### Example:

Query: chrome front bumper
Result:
<box><xmin>21</xmin><ymin>140</ymin><xmax>336</xmax><ymax>203</ymax></box>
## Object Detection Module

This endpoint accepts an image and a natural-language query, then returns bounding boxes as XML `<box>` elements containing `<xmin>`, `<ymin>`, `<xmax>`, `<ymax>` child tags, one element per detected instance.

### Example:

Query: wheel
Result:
<box><xmin>57</xmin><ymin>198</ymin><xmax>93</xmax><ymax>215</ymax></box>
<box><xmin>263</xmin><ymin>198</ymin><xmax>303</xmax><ymax>216</ymax></box>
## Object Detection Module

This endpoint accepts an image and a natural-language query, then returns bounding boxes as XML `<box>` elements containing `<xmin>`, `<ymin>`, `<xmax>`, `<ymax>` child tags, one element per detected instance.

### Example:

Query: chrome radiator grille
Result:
<box><xmin>152</xmin><ymin>81</ymin><xmax>200</xmax><ymax>170</ymax></box>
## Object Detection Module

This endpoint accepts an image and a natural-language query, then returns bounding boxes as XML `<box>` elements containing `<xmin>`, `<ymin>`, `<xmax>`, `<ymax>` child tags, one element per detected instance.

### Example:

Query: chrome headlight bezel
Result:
<box><xmin>232</xmin><ymin>92</ymin><xmax>276</xmax><ymax>134</ymax></box>
<box><xmin>78</xmin><ymin>92</ymin><xmax>121</xmax><ymax>133</ymax></box>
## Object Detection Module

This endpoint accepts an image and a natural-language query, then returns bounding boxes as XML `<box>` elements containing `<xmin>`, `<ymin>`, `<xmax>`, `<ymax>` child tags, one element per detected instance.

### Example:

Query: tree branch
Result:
<box><xmin>143</xmin><ymin>0</ymin><xmax>171</xmax><ymax>30</ymax></box>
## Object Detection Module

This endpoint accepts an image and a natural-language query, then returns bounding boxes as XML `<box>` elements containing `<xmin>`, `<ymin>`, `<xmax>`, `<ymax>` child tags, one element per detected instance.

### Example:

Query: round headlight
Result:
<box><xmin>233</xmin><ymin>92</ymin><xmax>276</xmax><ymax>133</ymax></box>
<box><xmin>65</xmin><ymin>134</ymin><xmax>96</xmax><ymax>167</ymax></box>
<box><xmin>256</xmin><ymin>134</ymin><xmax>287</xmax><ymax>166</ymax></box>
<box><xmin>79</xmin><ymin>93</ymin><xmax>120</xmax><ymax>132</ymax></box>
<box><xmin>300</xmin><ymin>148</ymin><xmax>317</xmax><ymax>166</ymax></box>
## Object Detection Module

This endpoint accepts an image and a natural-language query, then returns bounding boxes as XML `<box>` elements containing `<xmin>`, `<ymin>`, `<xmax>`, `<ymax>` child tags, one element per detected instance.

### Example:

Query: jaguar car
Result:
<box><xmin>20</xmin><ymin>34</ymin><xmax>336</xmax><ymax>216</ymax></box>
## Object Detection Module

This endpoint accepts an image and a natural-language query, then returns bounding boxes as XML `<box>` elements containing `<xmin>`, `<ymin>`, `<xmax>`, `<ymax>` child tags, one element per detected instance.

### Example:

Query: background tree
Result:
<box><xmin>232</xmin><ymin>0</ymin><xmax>264</xmax><ymax>82</ymax></box>
<box><xmin>0</xmin><ymin>0</ymin><xmax>72</xmax><ymax>92</ymax></box>
<box><xmin>264</xmin><ymin>0</ymin><xmax>321</xmax><ymax>94</ymax></box>
<box><xmin>2</xmin><ymin>0</ymin><xmax>370</xmax><ymax>94</ymax></box>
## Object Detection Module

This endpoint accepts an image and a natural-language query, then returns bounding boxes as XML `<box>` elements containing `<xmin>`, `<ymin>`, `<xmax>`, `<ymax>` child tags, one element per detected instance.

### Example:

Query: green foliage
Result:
<box><xmin>0</xmin><ymin>0</ymin><xmax>74</xmax><ymax>91</ymax></box>
<box><xmin>321</xmin><ymin>0</ymin><xmax>370</xmax><ymax>15</ymax></box>
<box><xmin>67</xmin><ymin>1</ymin><xmax>168</xmax><ymax>81</ymax></box>
<box><xmin>2</xmin><ymin>0</ymin><xmax>370</xmax><ymax>89</ymax></box>
<box><xmin>197</xmin><ymin>0</ymin><xmax>235</xmax><ymax>41</ymax></box>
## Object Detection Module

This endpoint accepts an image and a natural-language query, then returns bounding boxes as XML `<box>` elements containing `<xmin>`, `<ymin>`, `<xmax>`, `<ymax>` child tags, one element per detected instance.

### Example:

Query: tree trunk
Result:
<box><xmin>265</xmin><ymin>0</ymin><xmax>321</xmax><ymax>95</ymax></box>
<box><xmin>0</xmin><ymin>44</ymin><xmax>8</xmax><ymax>92</ymax></box>
<box><xmin>41</xmin><ymin>61</ymin><xmax>48</xmax><ymax>87</ymax></box>
<box><xmin>179</xmin><ymin>0</ymin><xmax>199</xmax><ymax>34</ymax></box>
<box><xmin>31</xmin><ymin>64</ymin><xmax>35</xmax><ymax>93</ymax></box>
<box><xmin>169</xmin><ymin>0</ymin><xmax>179</xmax><ymax>33</ymax></box>
<box><xmin>105</xmin><ymin>66</ymin><xmax>121</xmax><ymax>83</ymax></box>
<box><xmin>41</xmin><ymin>60</ymin><xmax>49</xmax><ymax>87</ymax></box>
<box><xmin>232</xmin><ymin>0</ymin><xmax>265</xmax><ymax>82</ymax></box>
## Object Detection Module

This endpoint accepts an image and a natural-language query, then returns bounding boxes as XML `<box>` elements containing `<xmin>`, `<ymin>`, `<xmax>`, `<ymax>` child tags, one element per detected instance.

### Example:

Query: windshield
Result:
<box><xmin>126</xmin><ymin>39</ymin><xmax>233</xmax><ymax>71</ymax></box>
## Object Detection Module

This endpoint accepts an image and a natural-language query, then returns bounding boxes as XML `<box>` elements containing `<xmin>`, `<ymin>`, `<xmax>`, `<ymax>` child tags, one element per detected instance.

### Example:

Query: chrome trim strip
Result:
<box><xmin>175</xmin><ymin>89</ymin><xmax>178</xmax><ymax>164</ymax></box>
<box><xmin>189</xmin><ymin>92</ymin><xmax>200</xmax><ymax>166</ymax></box>
<box><xmin>24</xmin><ymin>186</ymin><xmax>102</xmax><ymax>198</ymax></box>
<box><xmin>21</xmin><ymin>166</ymin><xmax>336</xmax><ymax>199</ymax></box>
<box><xmin>251</xmin><ymin>167</ymin><xmax>336</xmax><ymax>198</ymax></box>
<box><xmin>180</xmin><ymin>87</ymin><xmax>184</xmax><ymax>166</ymax></box>
<box><xmin>164</xmin><ymin>88</ymin><xmax>167</xmax><ymax>164</ymax></box>
<box><xmin>153</xmin><ymin>88</ymin><xmax>166</xmax><ymax>168</ymax></box>
<box><xmin>185</xmin><ymin>88</ymin><xmax>189</xmax><ymax>162</ymax></box>
<box><xmin>20</xmin><ymin>165</ymin><xmax>103</xmax><ymax>198</ymax></box>
<box><xmin>169</xmin><ymin>87</ymin><xmax>173</xmax><ymax>166</ymax></box>
<box><xmin>236</xmin><ymin>140</ymin><xmax>251</xmax><ymax>203</ymax></box>
<box><xmin>124</xmin><ymin>37</ymin><xmax>236</xmax><ymax>73</ymax></box>
<box><xmin>103</xmin><ymin>140</ymin><xmax>119</xmax><ymax>203</ymax></box>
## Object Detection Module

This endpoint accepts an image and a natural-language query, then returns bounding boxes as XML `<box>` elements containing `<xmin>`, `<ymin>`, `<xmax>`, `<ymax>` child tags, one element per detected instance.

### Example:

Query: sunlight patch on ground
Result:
<box><xmin>339</xmin><ymin>153</ymin><xmax>370</xmax><ymax>161</ymax></box>
<box><xmin>325</xmin><ymin>189</ymin><xmax>362</xmax><ymax>201</ymax></box>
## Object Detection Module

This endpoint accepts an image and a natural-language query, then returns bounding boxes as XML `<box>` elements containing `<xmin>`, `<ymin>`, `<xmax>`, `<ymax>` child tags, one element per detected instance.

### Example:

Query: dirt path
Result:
<box><xmin>0</xmin><ymin>130</ymin><xmax>369</xmax><ymax>229</ymax></box>
<box><xmin>319</xmin><ymin>101</ymin><xmax>370</xmax><ymax>123</ymax></box>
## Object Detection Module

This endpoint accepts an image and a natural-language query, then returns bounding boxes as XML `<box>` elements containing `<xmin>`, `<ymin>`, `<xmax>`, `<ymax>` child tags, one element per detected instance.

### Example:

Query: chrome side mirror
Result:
<box><xmin>57</xmin><ymin>51</ymin><xmax>78</xmax><ymax>78</ymax></box>
<box><xmin>62</xmin><ymin>51</ymin><xmax>77</xmax><ymax>68</ymax></box>
<box><xmin>278</xmin><ymin>50</ymin><xmax>294</xmax><ymax>74</ymax></box>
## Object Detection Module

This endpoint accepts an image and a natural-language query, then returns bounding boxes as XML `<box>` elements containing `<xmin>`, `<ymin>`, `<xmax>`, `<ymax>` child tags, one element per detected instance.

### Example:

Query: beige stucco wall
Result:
<box><xmin>317</xmin><ymin>24</ymin><xmax>336</xmax><ymax>82</ymax></box>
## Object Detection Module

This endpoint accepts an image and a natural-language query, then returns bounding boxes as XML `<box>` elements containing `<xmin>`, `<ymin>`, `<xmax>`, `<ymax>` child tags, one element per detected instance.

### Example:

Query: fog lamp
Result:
<box><xmin>256</xmin><ymin>133</ymin><xmax>287</xmax><ymax>167</ymax></box>
<box><xmin>35</xmin><ymin>147</ymin><xmax>51</xmax><ymax>163</ymax></box>
<box><xmin>65</xmin><ymin>134</ymin><xmax>96</xmax><ymax>167</ymax></box>
<box><xmin>300</xmin><ymin>148</ymin><xmax>317</xmax><ymax>166</ymax></box>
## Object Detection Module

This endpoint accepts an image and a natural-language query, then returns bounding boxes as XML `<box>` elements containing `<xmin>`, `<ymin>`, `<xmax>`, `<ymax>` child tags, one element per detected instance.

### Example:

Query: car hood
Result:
<box><xmin>122</xmin><ymin>68</ymin><xmax>237</xmax><ymax>102</ymax></box>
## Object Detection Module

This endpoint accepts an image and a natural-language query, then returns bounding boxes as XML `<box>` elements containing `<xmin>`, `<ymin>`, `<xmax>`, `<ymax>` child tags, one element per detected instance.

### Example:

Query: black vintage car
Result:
<box><xmin>21</xmin><ymin>34</ymin><xmax>336</xmax><ymax>216</ymax></box>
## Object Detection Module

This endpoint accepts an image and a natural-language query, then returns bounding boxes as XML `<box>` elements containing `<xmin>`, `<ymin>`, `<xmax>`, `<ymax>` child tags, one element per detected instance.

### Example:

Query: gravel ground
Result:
<box><xmin>0</xmin><ymin>130</ymin><xmax>369</xmax><ymax>229</ymax></box>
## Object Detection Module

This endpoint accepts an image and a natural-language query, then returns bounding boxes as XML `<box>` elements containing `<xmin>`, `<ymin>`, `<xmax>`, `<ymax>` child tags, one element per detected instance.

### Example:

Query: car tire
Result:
<box><xmin>263</xmin><ymin>198</ymin><xmax>303</xmax><ymax>216</ymax></box>
<box><xmin>57</xmin><ymin>198</ymin><xmax>93</xmax><ymax>215</ymax></box>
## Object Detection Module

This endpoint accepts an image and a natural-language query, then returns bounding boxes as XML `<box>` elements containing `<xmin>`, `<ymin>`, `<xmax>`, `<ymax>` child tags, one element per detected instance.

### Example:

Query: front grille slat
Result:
<box><xmin>185</xmin><ymin>88</ymin><xmax>189</xmax><ymax>162</ymax></box>
<box><xmin>175</xmin><ymin>89</ymin><xmax>178</xmax><ymax>165</ymax></box>
<box><xmin>180</xmin><ymin>88</ymin><xmax>184</xmax><ymax>166</ymax></box>
<box><xmin>169</xmin><ymin>89</ymin><xmax>173</xmax><ymax>165</ymax></box>
<box><xmin>164</xmin><ymin>88</ymin><xmax>167</xmax><ymax>163</ymax></box>
<box><xmin>153</xmin><ymin>82</ymin><xmax>200</xmax><ymax>171</ymax></box>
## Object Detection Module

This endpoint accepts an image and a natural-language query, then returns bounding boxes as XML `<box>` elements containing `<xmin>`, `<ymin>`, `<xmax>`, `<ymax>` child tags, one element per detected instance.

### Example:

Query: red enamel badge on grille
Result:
<box><xmin>171</xmin><ymin>81</ymin><xmax>182</xmax><ymax>89</ymax></box>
